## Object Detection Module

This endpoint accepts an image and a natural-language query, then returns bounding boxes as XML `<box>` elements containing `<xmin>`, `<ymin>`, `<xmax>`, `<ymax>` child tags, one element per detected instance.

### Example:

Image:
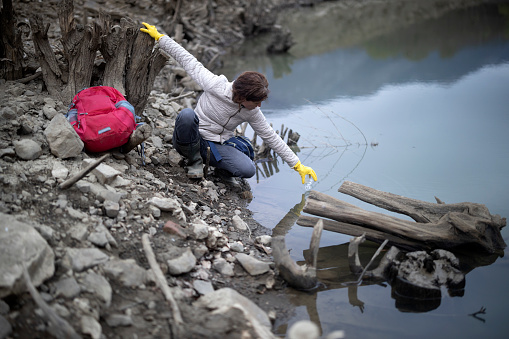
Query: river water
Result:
<box><xmin>218</xmin><ymin>2</ymin><xmax>509</xmax><ymax>338</ymax></box>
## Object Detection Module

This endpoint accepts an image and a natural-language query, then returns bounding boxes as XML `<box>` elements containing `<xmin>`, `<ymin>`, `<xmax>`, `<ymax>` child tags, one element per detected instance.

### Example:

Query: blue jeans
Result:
<box><xmin>173</xmin><ymin>108</ymin><xmax>256</xmax><ymax>178</ymax></box>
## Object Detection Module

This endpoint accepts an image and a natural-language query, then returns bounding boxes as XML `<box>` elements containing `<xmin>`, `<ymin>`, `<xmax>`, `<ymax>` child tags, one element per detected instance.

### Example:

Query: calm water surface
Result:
<box><xmin>218</xmin><ymin>2</ymin><xmax>509</xmax><ymax>338</ymax></box>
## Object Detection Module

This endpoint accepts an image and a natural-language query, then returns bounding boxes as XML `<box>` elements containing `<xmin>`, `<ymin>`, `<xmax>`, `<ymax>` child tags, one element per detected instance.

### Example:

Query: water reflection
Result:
<box><xmin>218</xmin><ymin>1</ymin><xmax>509</xmax><ymax>338</ymax></box>
<box><xmin>220</xmin><ymin>3</ymin><xmax>509</xmax><ymax>108</ymax></box>
<box><xmin>273</xmin><ymin>237</ymin><xmax>502</xmax><ymax>337</ymax></box>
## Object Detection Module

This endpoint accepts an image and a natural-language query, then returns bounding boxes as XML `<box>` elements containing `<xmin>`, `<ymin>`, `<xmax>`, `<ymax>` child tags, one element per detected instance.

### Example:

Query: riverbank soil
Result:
<box><xmin>0</xmin><ymin>0</ymin><xmax>500</xmax><ymax>338</ymax></box>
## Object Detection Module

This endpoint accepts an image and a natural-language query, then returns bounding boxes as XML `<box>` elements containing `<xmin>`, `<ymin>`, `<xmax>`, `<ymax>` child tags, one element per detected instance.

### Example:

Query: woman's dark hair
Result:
<box><xmin>232</xmin><ymin>71</ymin><xmax>269</xmax><ymax>103</ymax></box>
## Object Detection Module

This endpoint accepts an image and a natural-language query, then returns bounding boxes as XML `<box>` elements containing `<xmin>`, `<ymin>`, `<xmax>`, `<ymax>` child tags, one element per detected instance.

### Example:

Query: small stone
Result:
<box><xmin>235</xmin><ymin>253</ymin><xmax>270</xmax><ymax>276</ymax></box>
<box><xmin>149</xmin><ymin>197</ymin><xmax>180</xmax><ymax>212</ymax></box>
<box><xmin>103</xmin><ymin>200</ymin><xmax>120</xmax><ymax>218</ymax></box>
<box><xmin>83</xmin><ymin>160</ymin><xmax>121</xmax><ymax>185</ymax></box>
<box><xmin>288</xmin><ymin>320</ymin><xmax>320</xmax><ymax>339</ymax></box>
<box><xmin>105</xmin><ymin>314</ymin><xmax>133</xmax><ymax>327</ymax></box>
<box><xmin>230</xmin><ymin>241</ymin><xmax>244</xmax><ymax>253</ymax></box>
<box><xmin>69</xmin><ymin>223</ymin><xmax>88</xmax><ymax>242</ymax></box>
<box><xmin>191</xmin><ymin>221</ymin><xmax>209</xmax><ymax>240</ymax></box>
<box><xmin>0</xmin><ymin>106</ymin><xmax>16</xmax><ymax>120</ymax></box>
<box><xmin>103</xmin><ymin>258</ymin><xmax>147</xmax><ymax>287</ymax></box>
<box><xmin>13</xmin><ymin>139</ymin><xmax>42</xmax><ymax>160</ymax></box>
<box><xmin>163</xmin><ymin>220</ymin><xmax>186</xmax><ymax>237</ymax></box>
<box><xmin>64</xmin><ymin>248</ymin><xmax>109</xmax><ymax>272</ymax></box>
<box><xmin>193</xmin><ymin>280</ymin><xmax>214</xmax><ymax>295</ymax></box>
<box><xmin>43</xmin><ymin>105</ymin><xmax>58</xmax><ymax>120</ymax></box>
<box><xmin>232</xmin><ymin>215</ymin><xmax>248</xmax><ymax>231</ymax></box>
<box><xmin>256</xmin><ymin>235</ymin><xmax>272</xmax><ymax>246</ymax></box>
<box><xmin>149</xmin><ymin>205</ymin><xmax>161</xmax><ymax>218</ymax></box>
<box><xmin>81</xmin><ymin>315</ymin><xmax>102</xmax><ymax>339</ymax></box>
<box><xmin>81</xmin><ymin>272</ymin><xmax>112</xmax><ymax>307</ymax></box>
<box><xmin>67</xmin><ymin>206</ymin><xmax>87</xmax><ymax>220</ymax></box>
<box><xmin>88</xmin><ymin>231</ymin><xmax>109</xmax><ymax>248</ymax></box>
<box><xmin>53</xmin><ymin>277</ymin><xmax>81</xmax><ymax>299</ymax></box>
<box><xmin>192</xmin><ymin>243</ymin><xmax>209</xmax><ymax>260</ymax></box>
<box><xmin>213</xmin><ymin>258</ymin><xmax>234</xmax><ymax>276</ymax></box>
<box><xmin>167</xmin><ymin>247</ymin><xmax>196</xmax><ymax>275</ymax></box>
<box><xmin>51</xmin><ymin>162</ymin><xmax>69</xmax><ymax>179</ymax></box>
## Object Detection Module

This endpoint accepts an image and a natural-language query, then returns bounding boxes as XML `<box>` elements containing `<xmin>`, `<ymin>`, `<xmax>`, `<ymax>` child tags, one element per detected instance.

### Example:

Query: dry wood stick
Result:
<box><xmin>205</xmin><ymin>52</ymin><xmax>220</xmax><ymax>70</ymax></box>
<box><xmin>22</xmin><ymin>262</ymin><xmax>80</xmax><ymax>338</ymax></box>
<box><xmin>204</xmin><ymin>146</ymin><xmax>210</xmax><ymax>177</ymax></box>
<box><xmin>348</xmin><ymin>233</ymin><xmax>366</xmax><ymax>274</ymax></box>
<box><xmin>344</xmin><ymin>238</ymin><xmax>389</xmax><ymax>285</ymax></box>
<box><xmin>141</xmin><ymin>234</ymin><xmax>183</xmax><ymax>325</ymax></box>
<box><xmin>59</xmin><ymin>153</ymin><xmax>109</xmax><ymax>189</ymax></box>
<box><xmin>167</xmin><ymin>91</ymin><xmax>195</xmax><ymax>102</ymax></box>
<box><xmin>16</xmin><ymin>71</ymin><xmax>42</xmax><ymax>84</ymax></box>
<box><xmin>307</xmin><ymin>219</ymin><xmax>323</xmax><ymax>269</ymax></box>
<box><xmin>251</xmin><ymin>131</ymin><xmax>257</xmax><ymax>147</ymax></box>
<box><xmin>240</xmin><ymin>122</ymin><xmax>248</xmax><ymax>136</ymax></box>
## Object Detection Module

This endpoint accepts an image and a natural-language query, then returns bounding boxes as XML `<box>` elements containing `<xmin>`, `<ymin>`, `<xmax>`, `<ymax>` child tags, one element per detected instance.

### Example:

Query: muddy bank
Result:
<box><xmin>1</xmin><ymin>1</ymin><xmax>294</xmax><ymax>338</ymax></box>
<box><xmin>1</xmin><ymin>0</ymin><xmax>503</xmax><ymax>338</ymax></box>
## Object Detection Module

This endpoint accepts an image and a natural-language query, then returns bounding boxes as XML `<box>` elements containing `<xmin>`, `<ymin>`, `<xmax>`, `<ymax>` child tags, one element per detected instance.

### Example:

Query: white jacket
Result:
<box><xmin>159</xmin><ymin>36</ymin><xmax>300</xmax><ymax>167</ymax></box>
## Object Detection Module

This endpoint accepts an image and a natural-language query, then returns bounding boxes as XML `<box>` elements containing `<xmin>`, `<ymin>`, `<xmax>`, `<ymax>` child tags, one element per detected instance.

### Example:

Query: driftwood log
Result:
<box><xmin>347</xmin><ymin>233</ymin><xmax>466</xmax><ymax>312</ymax></box>
<box><xmin>272</xmin><ymin>219</ymin><xmax>323</xmax><ymax>290</ymax></box>
<box><xmin>297</xmin><ymin>181</ymin><xmax>506</xmax><ymax>254</ymax></box>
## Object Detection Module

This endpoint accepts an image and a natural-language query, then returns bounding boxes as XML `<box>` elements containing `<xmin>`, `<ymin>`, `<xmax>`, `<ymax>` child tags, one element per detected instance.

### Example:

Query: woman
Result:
<box><xmin>141</xmin><ymin>23</ymin><xmax>317</xmax><ymax>186</ymax></box>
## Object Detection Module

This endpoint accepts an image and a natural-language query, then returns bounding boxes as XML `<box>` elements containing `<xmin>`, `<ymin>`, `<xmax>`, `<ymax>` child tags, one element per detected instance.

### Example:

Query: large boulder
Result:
<box><xmin>0</xmin><ymin>213</ymin><xmax>55</xmax><ymax>298</ymax></box>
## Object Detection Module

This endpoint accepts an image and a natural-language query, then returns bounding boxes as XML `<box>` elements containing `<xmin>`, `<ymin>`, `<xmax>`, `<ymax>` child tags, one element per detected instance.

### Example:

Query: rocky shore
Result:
<box><xmin>0</xmin><ymin>0</ymin><xmax>307</xmax><ymax>337</ymax></box>
<box><xmin>1</xmin><ymin>0</ymin><xmax>495</xmax><ymax>338</ymax></box>
<box><xmin>0</xmin><ymin>64</ymin><xmax>305</xmax><ymax>337</ymax></box>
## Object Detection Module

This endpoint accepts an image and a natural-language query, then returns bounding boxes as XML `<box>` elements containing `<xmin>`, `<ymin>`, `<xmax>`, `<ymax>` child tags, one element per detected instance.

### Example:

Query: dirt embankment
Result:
<box><xmin>0</xmin><ymin>0</ymin><xmax>499</xmax><ymax>338</ymax></box>
<box><xmin>0</xmin><ymin>1</ymin><xmax>306</xmax><ymax>338</ymax></box>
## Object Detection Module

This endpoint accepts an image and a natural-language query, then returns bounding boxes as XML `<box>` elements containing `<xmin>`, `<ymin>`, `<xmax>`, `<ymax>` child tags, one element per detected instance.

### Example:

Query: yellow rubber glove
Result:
<box><xmin>293</xmin><ymin>161</ymin><xmax>318</xmax><ymax>184</ymax></box>
<box><xmin>140</xmin><ymin>22</ymin><xmax>164</xmax><ymax>41</ymax></box>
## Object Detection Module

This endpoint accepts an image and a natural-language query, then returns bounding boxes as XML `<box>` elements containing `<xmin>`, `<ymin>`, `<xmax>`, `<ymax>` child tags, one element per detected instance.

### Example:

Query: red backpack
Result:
<box><xmin>66</xmin><ymin>86</ymin><xmax>137</xmax><ymax>152</ymax></box>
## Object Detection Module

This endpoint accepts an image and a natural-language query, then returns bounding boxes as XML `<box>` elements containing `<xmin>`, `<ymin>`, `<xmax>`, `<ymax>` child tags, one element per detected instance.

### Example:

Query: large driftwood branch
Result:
<box><xmin>338</xmin><ymin>181</ymin><xmax>497</xmax><ymax>224</ymax></box>
<box><xmin>298</xmin><ymin>185</ymin><xmax>506</xmax><ymax>254</ymax></box>
<box><xmin>298</xmin><ymin>215</ymin><xmax>422</xmax><ymax>251</ymax></box>
<box><xmin>272</xmin><ymin>220</ymin><xmax>323</xmax><ymax>290</ymax></box>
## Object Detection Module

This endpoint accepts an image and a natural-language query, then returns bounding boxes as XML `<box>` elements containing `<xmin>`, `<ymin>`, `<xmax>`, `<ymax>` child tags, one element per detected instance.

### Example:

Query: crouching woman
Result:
<box><xmin>141</xmin><ymin>23</ymin><xmax>317</xmax><ymax>186</ymax></box>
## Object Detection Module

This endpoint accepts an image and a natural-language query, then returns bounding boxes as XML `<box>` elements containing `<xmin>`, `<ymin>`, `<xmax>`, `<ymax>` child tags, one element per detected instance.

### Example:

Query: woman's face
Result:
<box><xmin>241</xmin><ymin>100</ymin><xmax>262</xmax><ymax>110</ymax></box>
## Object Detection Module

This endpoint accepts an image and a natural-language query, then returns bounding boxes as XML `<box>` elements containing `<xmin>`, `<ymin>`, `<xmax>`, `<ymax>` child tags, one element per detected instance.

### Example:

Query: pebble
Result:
<box><xmin>213</xmin><ymin>258</ymin><xmax>235</xmax><ymax>276</ymax></box>
<box><xmin>235</xmin><ymin>253</ymin><xmax>271</xmax><ymax>276</ymax></box>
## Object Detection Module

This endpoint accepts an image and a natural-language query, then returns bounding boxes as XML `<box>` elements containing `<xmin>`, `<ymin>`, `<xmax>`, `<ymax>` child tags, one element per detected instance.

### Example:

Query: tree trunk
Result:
<box><xmin>29</xmin><ymin>14</ymin><xmax>65</xmax><ymax>101</ymax></box>
<box><xmin>28</xmin><ymin>0</ymin><xmax>167</xmax><ymax>113</ymax></box>
<box><xmin>297</xmin><ymin>182</ymin><xmax>506</xmax><ymax>254</ymax></box>
<box><xmin>58</xmin><ymin>0</ymin><xmax>101</xmax><ymax>102</ymax></box>
<box><xmin>0</xmin><ymin>0</ymin><xmax>25</xmax><ymax>80</ymax></box>
<box><xmin>124</xmin><ymin>23</ymin><xmax>168</xmax><ymax>115</ymax></box>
